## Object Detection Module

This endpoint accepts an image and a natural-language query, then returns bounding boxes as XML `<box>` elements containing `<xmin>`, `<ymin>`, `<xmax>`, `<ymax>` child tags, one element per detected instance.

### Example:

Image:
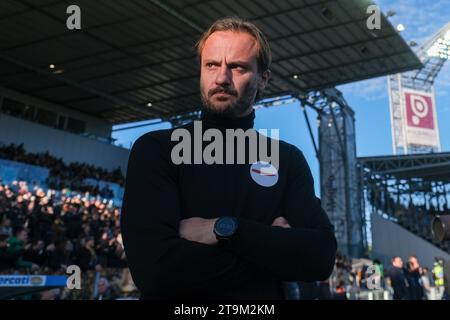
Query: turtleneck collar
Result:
<box><xmin>200</xmin><ymin>108</ymin><xmax>255</xmax><ymax>130</ymax></box>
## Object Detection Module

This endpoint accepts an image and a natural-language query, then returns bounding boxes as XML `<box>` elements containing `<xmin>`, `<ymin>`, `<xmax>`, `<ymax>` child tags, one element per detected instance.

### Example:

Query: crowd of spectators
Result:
<box><xmin>0</xmin><ymin>145</ymin><xmax>133</xmax><ymax>299</ymax></box>
<box><xmin>0</xmin><ymin>143</ymin><xmax>124</xmax><ymax>195</ymax></box>
<box><xmin>0</xmin><ymin>180</ymin><xmax>126</xmax><ymax>274</ymax></box>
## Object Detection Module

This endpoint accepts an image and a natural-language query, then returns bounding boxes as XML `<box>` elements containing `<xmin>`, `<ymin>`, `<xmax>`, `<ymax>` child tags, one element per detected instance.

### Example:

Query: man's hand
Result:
<box><xmin>179</xmin><ymin>217</ymin><xmax>219</xmax><ymax>245</ymax></box>
<box><xmin>272</xmin><ymin>216</ymin><xmax>291</xmax><ymax>228</ymax></box>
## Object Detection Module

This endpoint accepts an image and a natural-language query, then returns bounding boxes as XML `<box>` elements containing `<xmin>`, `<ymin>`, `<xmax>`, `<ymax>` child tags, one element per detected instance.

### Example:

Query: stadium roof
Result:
<box><xmin>359</xmin><ymin>152</ymin><xmax>450</xmax><ymax>181</ymax></box>
<box><xmin>0</xmin><ymin>0</ymin><xmax>422</xmax><ymax>124</ymax></box>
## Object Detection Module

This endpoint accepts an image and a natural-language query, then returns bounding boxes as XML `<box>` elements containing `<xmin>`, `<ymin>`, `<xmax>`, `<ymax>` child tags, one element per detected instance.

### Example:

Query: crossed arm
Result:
<box><xmin>179</xmin><ymin>216</ymin><xmax>291</xmax><ymax>245</ymax></box>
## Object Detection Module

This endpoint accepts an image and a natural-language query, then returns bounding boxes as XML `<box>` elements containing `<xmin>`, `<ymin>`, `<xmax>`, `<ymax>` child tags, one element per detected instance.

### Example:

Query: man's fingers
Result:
<box><xmin>178</xmin><ymin>220</ymin><xmax>190</xmax><ymax>237</ymax></box>
<box><xmin>178</xmin><ymin>217</ymin><xmax>218</xmax><ymax>245</ymax></box>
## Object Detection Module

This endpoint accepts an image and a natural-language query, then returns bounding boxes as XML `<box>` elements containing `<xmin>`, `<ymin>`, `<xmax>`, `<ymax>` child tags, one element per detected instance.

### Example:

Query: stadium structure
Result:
<box><xmin>0</xmin><ymin>0</ymin><xmax>449</xmax><ymax>298</ymax></box>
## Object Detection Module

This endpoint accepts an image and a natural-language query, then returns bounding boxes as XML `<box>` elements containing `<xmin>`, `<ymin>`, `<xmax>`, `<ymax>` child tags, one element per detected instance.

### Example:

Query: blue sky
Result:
<box><xmin>112</xmin><ymin>0</ymin><xmax>450</xmax><ymax>195</ymax></box>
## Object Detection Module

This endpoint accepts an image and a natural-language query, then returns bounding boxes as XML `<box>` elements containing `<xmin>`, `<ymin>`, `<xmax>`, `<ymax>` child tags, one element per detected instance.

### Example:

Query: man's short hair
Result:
<box><xmin>391</xmin><ymin>256</ymin><xmax>401</xmax><ymax>262</ymax></box>
<box><xmin>196</xmin><ymin>17</ymin><xmax>272</xmax><ymax>74</ymax></box>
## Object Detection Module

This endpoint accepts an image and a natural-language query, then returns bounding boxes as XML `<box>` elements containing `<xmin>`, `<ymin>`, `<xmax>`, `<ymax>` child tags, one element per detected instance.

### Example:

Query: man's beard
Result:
<box><xmin>200</xmin><ymin>80</ymin><xmax>258</xmax><ymax>117</ymax></box>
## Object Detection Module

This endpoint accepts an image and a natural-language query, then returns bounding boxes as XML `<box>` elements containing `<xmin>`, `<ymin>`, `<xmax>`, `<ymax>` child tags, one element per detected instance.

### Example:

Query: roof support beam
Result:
<box><xmin>0</xmin><ymin>53</ymin><xmax>160</xmax><ymax>118</ymax></box>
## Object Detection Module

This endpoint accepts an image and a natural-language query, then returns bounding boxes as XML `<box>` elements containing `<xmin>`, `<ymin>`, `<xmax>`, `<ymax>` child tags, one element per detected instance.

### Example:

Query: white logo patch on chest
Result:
<box><xmin>250</xmin><ymin>161</ymin><xmax>278</xmax><ymax>187</ymax></box>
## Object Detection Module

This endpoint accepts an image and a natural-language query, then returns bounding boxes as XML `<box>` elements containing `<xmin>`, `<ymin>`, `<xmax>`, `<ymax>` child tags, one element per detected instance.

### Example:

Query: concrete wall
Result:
<box><xmin>0</xmin><ymin>113</ymin><xmax>129</xmax><ymax>174</ymax></box>
<box><xmin>0</xmin><ymin>86</ymin><xmax>111</xmax><ymax>138</ymax></box>
<box><xmin>371</xmin><ymin>213</ymin><xmax>450</xmax><ymax>268</ymax></box>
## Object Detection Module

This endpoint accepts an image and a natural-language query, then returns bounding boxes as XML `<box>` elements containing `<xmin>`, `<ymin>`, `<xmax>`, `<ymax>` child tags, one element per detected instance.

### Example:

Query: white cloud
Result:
<box><xmin>379</xmin><ymin>0</ymin><xmax>450</xmax><ymax>112</ymax></box>
<box><xmin>376</xmin><ymin>0</ymin><xmax>450</xmax><ymax>45</ymax></box>
<box><xmin>338</xmin><ymin>1</ymin><xmax>450</xmax><ymax>103</ymax></box>
<box><xmin>338</xmin><ymin>77</ymin><xmax>388</xmax><ymax>101</ymax></box>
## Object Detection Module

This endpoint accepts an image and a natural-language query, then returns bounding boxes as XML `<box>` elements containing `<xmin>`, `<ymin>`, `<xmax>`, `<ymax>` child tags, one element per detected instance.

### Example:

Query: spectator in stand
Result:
<box><xmin>0</xmin><ymin>143</ymin><xmax>124</xmax><ymax>195</ymax></box>
<box><xmin>107</xmin><ymin>237</ymin><xmax>127</xmax><ymax>269</ymax></box>
<box><xmin>93</xmin><ymin>278</ymin><xmax>118</xmax><ymax>300</ymax></box>
<box><xmin>100</xmin><ymin>184</ymin><xmax>114</xmax><ymax>199</ymax></box>
<box><xmin>0</xmin><ymin>232</ymin><xmax>20</xmax><ymax>270</ymax></box>
<box><xmin>0</xmin><ymin>180</ymin><xmax>125</xmax><ymax>273</ymax></box>
<box><xmin>77</xmin><ymin>236</ymin><xmax>98</xmax><ymax>271</ymax></box>
<box><xmin>7</xmin><ymin>227</ymin><xmax>39</xmax><ymax>271</ymax></box>
<box><xmin>23</xmin><ymin>239</ymin><xmax>47</xmax><ymax>267</ymax></box>
<box><xmin>38</xmin><ymin>289</ymin><xmax>61</xmax><ymax>300</ymax></box>
<box><xmin>0</xmin><ymin>217</ymin><xmax>13</xmax><ymax>237</ymax></box>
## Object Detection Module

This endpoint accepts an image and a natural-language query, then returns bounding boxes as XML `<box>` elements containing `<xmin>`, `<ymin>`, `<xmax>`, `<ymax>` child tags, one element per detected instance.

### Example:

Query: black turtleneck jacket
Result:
<box><xmin>120</xmin><ymin>110</ymin><xmax>337</xmax><ymax>300</ymax></box>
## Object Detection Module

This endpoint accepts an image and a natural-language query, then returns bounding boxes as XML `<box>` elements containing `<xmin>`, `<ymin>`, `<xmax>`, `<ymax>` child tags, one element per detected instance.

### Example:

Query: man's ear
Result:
<box><xmin>259</xmin><ymin>69</ymin><xmax>271</xmax><ymax>91</ymax></box>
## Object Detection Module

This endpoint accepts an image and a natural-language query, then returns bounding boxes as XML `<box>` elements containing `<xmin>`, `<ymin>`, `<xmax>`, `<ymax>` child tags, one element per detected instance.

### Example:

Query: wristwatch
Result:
<box><xmin>213</xmin><ymin>216</ymin><xmax>238</xmax><ymax>241</ymax></box>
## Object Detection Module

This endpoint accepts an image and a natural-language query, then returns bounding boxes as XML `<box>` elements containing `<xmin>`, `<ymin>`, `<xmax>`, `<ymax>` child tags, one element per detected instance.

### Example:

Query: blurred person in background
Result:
<box><xmin>373</xmin><ymin>259</ymin><xmax>384</xmax><ymax>284</ymax></box>
<box><xmin>39</xmin><ymin>289</ymin><xmax>61</xmax><ymax>300</ymax></box>
<box><xmin>419</xmin><ymin>267</ymin><xmax>433</xmax><ymax>300</ymax></box>
<box><xmin>24</xmin><ymin>239</ymin><xmax>47</xmax><ymax>267</ymax></box>
<box><xmin>7</xmin><ymin>227</ymin><xmax>39</xmax><ymax>271</ymax></box>
<box><xmin>0</xmin><ymin>217</ymin><xmax>13</xmax><ymax>237</ymax></box>
<box><xmin>386</xmin><ymin>256</ymin><xmax>409</xmax><ymax>300</ymax></box>
<box><xmin>106</xmin><ymin>236</ymin><xmax>127</xmax><ymax>269</ymax></box>
<box><xmin>93</xmin><ymin>277</ymin><xmax>118</xmax><ymax>300</ymax></box>
<box><xmin>432</xmin><ymin>258</ymin><xmax>445</xmax><ymax>299</ymax></box>
<box><xmin>406</xmin><ymin>255</ymin><xmax>425</xmax><ymax>300</ymax></box>
<box><xmin>0</xmin><ymin>232</ymin><xmax>19</xmax><ymax>270</ymax></box>
<box><xmin>77</xmin><ymin>236</ymin><xmax>97</xmax><ymax>271</ymax></box>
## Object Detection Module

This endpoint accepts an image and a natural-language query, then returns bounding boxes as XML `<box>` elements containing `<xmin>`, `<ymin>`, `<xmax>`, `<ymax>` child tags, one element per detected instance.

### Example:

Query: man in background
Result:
<box><xmin>386</xmin><ymin>256</ymin><xmax>409</xmax><ymax>300</ymax></box>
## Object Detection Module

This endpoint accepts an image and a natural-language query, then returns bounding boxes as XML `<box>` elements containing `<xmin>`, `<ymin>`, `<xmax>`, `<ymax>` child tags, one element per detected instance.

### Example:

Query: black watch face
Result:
<box><xmin>216</xmin><ymin>217</ymin><xmax>237</xmax><ymax>237</ymax></box>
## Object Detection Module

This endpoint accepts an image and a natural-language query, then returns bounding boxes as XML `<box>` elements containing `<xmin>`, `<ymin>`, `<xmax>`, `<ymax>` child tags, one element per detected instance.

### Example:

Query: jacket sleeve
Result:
<box><xmin>226</xmin><ymin>146</ymin><xmax>337</xmax><ymax>281</ymax></box>
<box><xmin>120</xmin><ymin>134</ymin><xmax>256</xmax><ymax>297</ymax></box>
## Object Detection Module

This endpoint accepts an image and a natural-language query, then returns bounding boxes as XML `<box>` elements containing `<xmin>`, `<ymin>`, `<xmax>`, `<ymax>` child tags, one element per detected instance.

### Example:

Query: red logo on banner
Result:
<box><xmin>404</xmin><ymin>92</ymin><xmax>434</xmax><ymax>129</ymax></box>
